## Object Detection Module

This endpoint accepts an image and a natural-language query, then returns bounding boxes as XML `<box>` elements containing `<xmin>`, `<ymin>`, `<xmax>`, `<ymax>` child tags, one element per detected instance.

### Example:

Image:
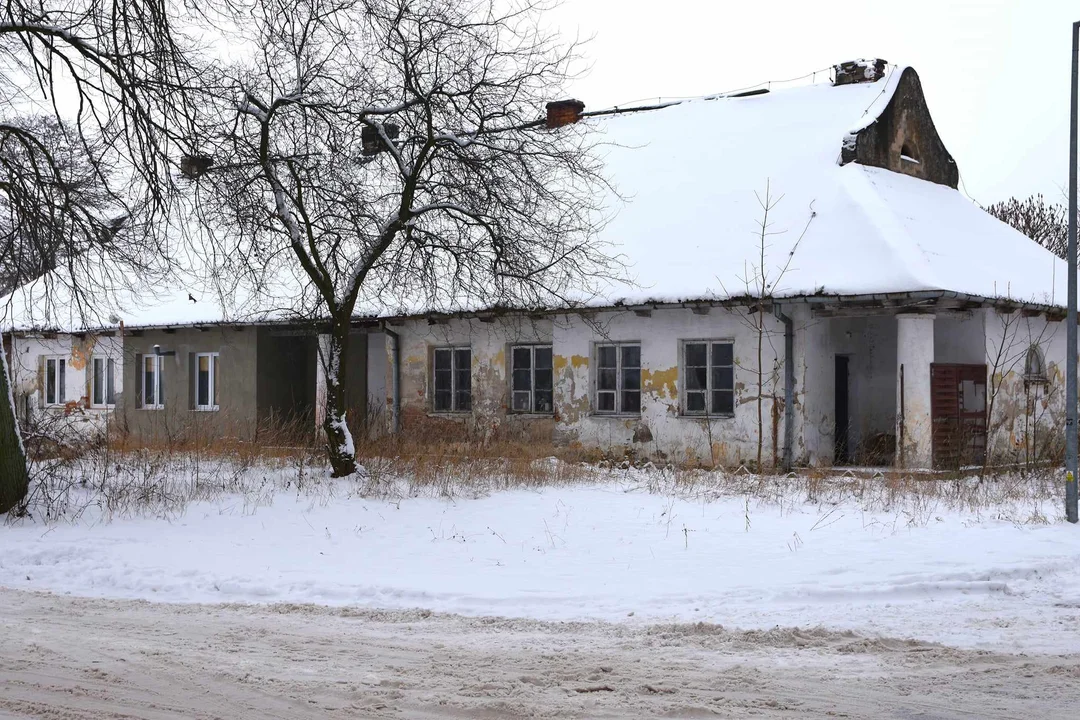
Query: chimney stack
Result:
<box><xmin>546</xmin><ymin>99</ymin><xmax>585</xmax><ymax>129</ymax></box>
<box><xmin>833</xmin><ymin>59</ymin><xmax>887</xmax><ymax>86</ymax></box>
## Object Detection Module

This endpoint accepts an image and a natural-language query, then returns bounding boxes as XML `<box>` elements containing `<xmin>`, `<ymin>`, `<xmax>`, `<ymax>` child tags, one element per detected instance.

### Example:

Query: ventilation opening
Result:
<box><xmin>900</xmin><ymin>143</ymin><xmax>920</xmax><ymax>165</ymax></box>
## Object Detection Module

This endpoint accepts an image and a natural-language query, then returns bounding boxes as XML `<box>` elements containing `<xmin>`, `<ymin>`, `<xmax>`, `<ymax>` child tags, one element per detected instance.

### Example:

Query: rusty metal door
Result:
<box><xmin>930</xmin><ymin>364</ymin><xmax>987</xmax><ymax>469</ymax></box>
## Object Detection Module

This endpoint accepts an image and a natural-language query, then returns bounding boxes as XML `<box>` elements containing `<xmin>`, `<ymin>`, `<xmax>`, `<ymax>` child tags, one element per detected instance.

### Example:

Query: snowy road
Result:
<box><xmin>1</xmin><ymin>588</ymin><xmax>1077</xmax><ymax>719</ymax></box>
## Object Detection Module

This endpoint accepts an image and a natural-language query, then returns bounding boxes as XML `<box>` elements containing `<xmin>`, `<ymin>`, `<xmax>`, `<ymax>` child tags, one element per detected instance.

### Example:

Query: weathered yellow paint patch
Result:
<box><xmin>641</xmin><ymin>366</ymin><xmax>677</xmax><ymax>400</ymax></box>
<box><xmin>554</xmin><ymin>354</ymin><xmax>589</xmax><ymax>373</ymax></box>
<box><xmin>69</xmin><ymin>336</ymin><xmax>97</xmax><ymax>371</ymax></box>
<box><xmin>404</xmin><ymin>354</ymin><xmax>426</xmax><ymax>366</ymax></box>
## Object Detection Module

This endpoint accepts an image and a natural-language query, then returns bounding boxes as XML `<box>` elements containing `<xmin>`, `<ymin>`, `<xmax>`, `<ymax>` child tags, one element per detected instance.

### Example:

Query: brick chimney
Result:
<box><xmin>546</xmin><ymin>99</ymin><xmax>585</xmax><ymax>129</ymax></box>
<box><xmin>833</xmin><ymin>59</ymin><xmax>887</xmax><ymax>86</ymax></box>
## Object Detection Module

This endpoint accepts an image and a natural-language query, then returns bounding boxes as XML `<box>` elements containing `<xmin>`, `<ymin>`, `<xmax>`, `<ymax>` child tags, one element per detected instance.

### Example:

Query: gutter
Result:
<box><xmin>773</xmin><ymin>304</ymin><xmax>795</xmax><ymax>471</ymax></box>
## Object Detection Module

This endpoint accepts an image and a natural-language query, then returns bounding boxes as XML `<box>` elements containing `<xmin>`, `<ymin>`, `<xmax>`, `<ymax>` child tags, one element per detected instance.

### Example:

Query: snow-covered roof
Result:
<box><xmin>1</xmin><ymin>64</ymin><xmax>1066</xmax><ymax>332</ymax></box>
<box><xmin>582</xmin><ymin>67</ymin><xmax>1064</xmax><ymax>308</ymax></box>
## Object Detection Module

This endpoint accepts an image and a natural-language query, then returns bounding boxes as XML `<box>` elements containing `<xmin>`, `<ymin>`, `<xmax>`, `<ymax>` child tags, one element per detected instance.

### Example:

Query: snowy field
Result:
<box><xmin>4</xmin><ymin>472</ymin><xmax>1079</xmax><ymax>655</ymax></box>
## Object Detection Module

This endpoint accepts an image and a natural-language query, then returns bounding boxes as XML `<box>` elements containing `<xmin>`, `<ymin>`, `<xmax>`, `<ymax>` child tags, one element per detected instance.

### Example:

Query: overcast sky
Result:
<box><xmin>550</xmin><ymin>0</ymin><xmax>1076</xmax><ymax>206</ymax></box>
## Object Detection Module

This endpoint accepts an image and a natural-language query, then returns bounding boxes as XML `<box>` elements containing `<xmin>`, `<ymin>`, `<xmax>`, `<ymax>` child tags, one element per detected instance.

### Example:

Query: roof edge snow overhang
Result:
<box><xmin>6</xmin><ymin>290</ymin><xmax>1066</xmax><ymax>337</ymax></box>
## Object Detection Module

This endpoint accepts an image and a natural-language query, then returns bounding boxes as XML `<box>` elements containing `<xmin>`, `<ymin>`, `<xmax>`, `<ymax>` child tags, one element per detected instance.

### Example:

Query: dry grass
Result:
<box><xmin>7</xmin><ymin>420</ymin><xmax>1070</xmax><ymax>527</ymax></box>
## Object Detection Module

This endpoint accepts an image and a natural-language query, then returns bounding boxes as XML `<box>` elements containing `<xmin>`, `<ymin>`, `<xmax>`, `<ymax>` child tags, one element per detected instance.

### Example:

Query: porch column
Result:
<box><xmin>314</xmin><ymin>333</ymin><xmax>330</xmax><ymax>431</ymax></box>
<box><xmin>896</xmin><ymin>314</ymin><xmax>934</xmax><ymax>469</ymax></box>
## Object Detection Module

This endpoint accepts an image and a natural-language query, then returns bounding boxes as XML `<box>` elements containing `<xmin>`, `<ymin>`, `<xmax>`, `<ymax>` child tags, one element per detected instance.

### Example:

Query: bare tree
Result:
<box><xmin>985</xmin><ymin>194</ymin><xmax>1068</xmax><ymax>260</ymax></box>
<box><xmin>0</xmin><ymin>0</ymin><xmax>200</xmax><ymax>513</ymax></box>
<box><xmin>728</xmin><ymin>181</ymin><xmax>814</xmax><ymax>471</ymax></box>
<box><xmin>190</xmin><ymin>0</ymin><xmax>616</xmax><ymax>477</ymax></box>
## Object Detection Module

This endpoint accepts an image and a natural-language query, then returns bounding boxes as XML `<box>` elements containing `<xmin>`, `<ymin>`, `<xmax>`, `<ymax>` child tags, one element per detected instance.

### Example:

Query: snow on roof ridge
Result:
<box><xmin>585</xmin><ymin>62</ymin><xmax>904</xmax><ymax>120</ymax></box>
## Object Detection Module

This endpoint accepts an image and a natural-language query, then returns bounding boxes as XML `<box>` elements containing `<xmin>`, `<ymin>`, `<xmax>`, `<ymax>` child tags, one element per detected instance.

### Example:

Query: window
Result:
<box><xmin>511</xmin><ymin>345</ymin><xmax>554</xmax><ymax>413</ymax></box>
<box><xmin>682</xmin><ymin>341</ymin><xmax>735</xmax><ymax>416</ymax></box>
<box><xmin>43</xmin><ymin>357</ymin><xmax>66</xmax><ymax>406</ymax></box>
<box><xmin>142</xmin><ymin>354</ymin><xmax>164</xmax><ymax>409</ymax></box>
<box><xmin>195</xmin><ymin>352</ymin><xmax>219</xmax><ymax>411</ymax></box>
<box><xmin>596</xmin><ymin>343</ymin><xmax>641</xmax><ymax>415</ymax></box>
<box><xmin>1024</xmin><ymin>345</ymin><xmax>1049</xmax><ymax>384</ymax></box>
<box><xmin>433</xmin><ymin>347</ymin><xmax>471</xmax><ymax>412</ymax></box>
<box><xmin>90</xmin><ymin>356</ymin><xmax>117</xmax><ymax>408</ymax></box>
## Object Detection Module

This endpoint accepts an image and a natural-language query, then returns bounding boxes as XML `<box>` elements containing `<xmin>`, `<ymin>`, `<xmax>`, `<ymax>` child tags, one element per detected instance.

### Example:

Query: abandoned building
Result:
<box><xmin>1</xmin><ymin>60</ymin><xmax>1070</xmax><ymax>469</ymax></box>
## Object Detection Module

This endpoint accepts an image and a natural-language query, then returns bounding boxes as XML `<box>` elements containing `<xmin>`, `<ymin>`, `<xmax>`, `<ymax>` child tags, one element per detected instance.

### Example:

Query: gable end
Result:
<box><xmin>840</xmin><ymin>67</ymin><xmax>959</xmax><ymax>189</ymax></box>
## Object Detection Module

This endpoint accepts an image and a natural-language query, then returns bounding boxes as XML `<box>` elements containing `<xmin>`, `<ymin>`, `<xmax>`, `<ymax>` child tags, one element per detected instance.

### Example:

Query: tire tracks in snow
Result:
<box><xmin>1</xmin><ymin>588</ymin><xmax>1077</xmax><ymax>719</ymax></box>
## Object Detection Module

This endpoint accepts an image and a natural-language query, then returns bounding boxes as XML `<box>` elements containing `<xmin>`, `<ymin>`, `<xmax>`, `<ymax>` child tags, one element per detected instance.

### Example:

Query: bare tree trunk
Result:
<box><xmin>0</xmin><ymin>329</ymin><xmax>29</xmax><ymax>513</ymax></box>
<box><xmin>321</xmin><ymin>319</ymin><xmax>357</xmax><ymax>478</ymax></box>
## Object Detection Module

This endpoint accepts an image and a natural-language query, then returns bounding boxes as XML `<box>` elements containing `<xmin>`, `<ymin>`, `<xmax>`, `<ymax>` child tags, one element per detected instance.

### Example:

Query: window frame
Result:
<box><xmin>43</xmin><ymin>356</ymin><xmax>67</xmax><ymax>407</ymax></box>
<box><xmin>593</xmin><ymin>341</ymin><xmax>642</xmax><ymax>416</ymax></box>
<box><xmin>509</xmin><ymin>344</ymin><xmax>555</xmax><ymax>415</ymax></box>
<box><xmin>431</xmin><ymin>345</ymin><xmax>472</xmax><ymax>414</ymax></box>
<box><xmin>141</xmin><ymin>353</ymin><xmax>165</xmax><ymax>410</ymax></box>
<box><xmin>89</xmin><ymin>355</ymin><xmax>117</xmax><ymax>409</ymax></box>
<box><xmin>194</xmin><ymin>352</ymin><xmax>220</xmax><ymax>412</ymax></box>
<box><xmin>1024</xmin><ymin>345</ymin><xmax>1049</xmax><ymax>385</ymax></box>
<box><xmin>680</xmin><ymin>339</ymin><xmax>736</xmax><ymax>418</ymax></box>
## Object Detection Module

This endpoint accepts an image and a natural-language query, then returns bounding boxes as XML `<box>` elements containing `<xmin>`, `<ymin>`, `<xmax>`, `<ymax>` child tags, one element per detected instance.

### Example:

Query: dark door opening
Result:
<box><xmin>835</xmin><ymin>355</ymin><xmax>851</xmax><ymax>465</ymax></box>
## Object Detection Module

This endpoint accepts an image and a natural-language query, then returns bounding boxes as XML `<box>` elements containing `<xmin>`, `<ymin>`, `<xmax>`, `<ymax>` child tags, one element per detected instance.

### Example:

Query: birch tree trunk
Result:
<box><xmin>321</xmin><ymin>320</ymin><xmax>357</xmax><ymax>478</ymax></box>
<box><xmin>0</xmin><ymin>330</ymin><xmax>29</xmax><ymax>513</ymax></box>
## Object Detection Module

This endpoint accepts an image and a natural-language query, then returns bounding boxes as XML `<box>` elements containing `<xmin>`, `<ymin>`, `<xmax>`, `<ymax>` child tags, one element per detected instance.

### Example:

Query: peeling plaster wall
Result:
<box><xmin>389</xmin><ymin>308</ymin><xmax>787</xmax><ymax>465</ymax></box>
<box><xmin>8</xmin><ymin>333</ymin><xmax>123</xmax><ymax>432</ymax></box>
<box><xmin>552</xmin><ymin>308</ymin><xmax>786</xmax><ymax>466</ymax></box>
<box><xmin>389</xmin><ymin>316</ymin><xmax>555</xmax><ymax>442</ymax></box>
<box><xmin>372</xmin><ymin>305</ymin><xmax>1071</xmax><ymax>470</ymax></box>
<box><xmin>983</xmin><ymin>310</ymin><xmax>1068</xmax><ymax>464</ymax></box>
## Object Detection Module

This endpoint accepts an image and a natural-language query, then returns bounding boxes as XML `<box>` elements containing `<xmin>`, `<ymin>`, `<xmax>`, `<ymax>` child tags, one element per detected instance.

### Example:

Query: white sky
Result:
<box><xmin>551</xmin><ymin>0</ymin><xmax>1077</xmax><ymax>206</ymax></box>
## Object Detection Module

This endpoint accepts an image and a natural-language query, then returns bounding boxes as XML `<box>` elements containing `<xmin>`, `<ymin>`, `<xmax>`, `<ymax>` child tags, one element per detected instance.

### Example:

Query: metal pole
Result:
<box><xmin>1067</xmin><ymin>20</ymin><xmax>1079</xmax><ymax>524</ymax></box>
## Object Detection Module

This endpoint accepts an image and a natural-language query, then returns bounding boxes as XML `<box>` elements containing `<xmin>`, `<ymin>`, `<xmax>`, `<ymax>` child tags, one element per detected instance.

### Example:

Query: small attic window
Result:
<box><xmin>1024</xmin><ymin>345</ymin><xmax>1048</xmax><ymax>384</ymax></box>
<box><xmin>900</xmin><ymin>143</ymin><xmax>920</xmax><ymax>165</ymax></box>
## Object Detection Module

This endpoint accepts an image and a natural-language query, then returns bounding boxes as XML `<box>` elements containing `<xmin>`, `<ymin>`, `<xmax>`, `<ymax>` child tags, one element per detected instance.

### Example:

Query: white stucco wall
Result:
<box><xmin>935</xmin><ymin>314</ymin><xmax>986</xmax><ymax>365</ymax></box>
<box><xmin>796</xmin><ymin>311</ymin><xmax>899</xmax><ymax>466</ymax></box>
<box><xmin>8</xmin><ymin>332</ymin><xmax>123</xmax><ymax>433</ymax></box>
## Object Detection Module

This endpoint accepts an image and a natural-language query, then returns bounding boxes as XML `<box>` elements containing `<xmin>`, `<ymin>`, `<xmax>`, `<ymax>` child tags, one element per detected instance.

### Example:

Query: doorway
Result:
<box><xmin>834</xmin><ymin>355</ymin><xmax>851</xmax><ymax>465</ymax></box>
<box><xmin>930</xmin><ymin>363</ymin><xmax>987</xmax><ymax>469</ymax></box>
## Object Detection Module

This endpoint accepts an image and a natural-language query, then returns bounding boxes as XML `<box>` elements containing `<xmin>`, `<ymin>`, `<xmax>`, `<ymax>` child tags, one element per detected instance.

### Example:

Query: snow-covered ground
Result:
<box><xmin>4</xmin><ymin>480</ymin><xmax>1079</xmax><ymax>655</ymax></box>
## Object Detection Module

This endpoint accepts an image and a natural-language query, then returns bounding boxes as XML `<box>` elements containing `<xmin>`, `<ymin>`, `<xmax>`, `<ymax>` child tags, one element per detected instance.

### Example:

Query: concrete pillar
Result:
<box><xmin>314</xmin><ymin>333</ymin><xmax>330</xmax><ymax>430</ymax></box>
<box><xmin>896</xmin><ymin>314</ymin><xmax>934</xmax><ymax>469</ymax></box>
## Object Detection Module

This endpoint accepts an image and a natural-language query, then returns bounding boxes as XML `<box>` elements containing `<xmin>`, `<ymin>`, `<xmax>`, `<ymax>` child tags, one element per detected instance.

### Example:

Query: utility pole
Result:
<box><xmin>1067</xmin><ymin>20</ymin><xmax>1079</xmax><ymax>524</ymax></box>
